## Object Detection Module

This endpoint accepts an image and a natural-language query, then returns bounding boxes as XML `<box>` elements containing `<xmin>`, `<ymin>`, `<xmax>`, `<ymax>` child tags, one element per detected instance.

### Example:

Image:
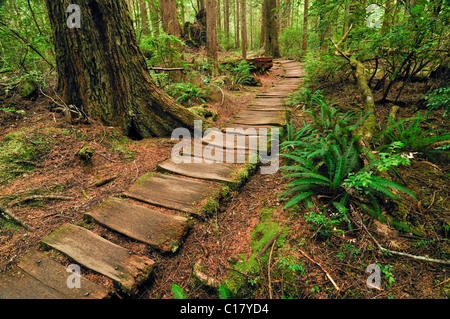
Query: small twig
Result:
<box><xmin>268</xmin><ymin>238</ymin><xmax>276</xmax><ymax>299</ymax></box>
<box><xmin>330</xmin><ymin>37</ymin><xmax>351</xmax><ymax>62</ymax></box>
<box><xmin>358</xmin><ymin>212</ymin><xmax>450</xmax><ymax>266</ymax></box>
<box><xmin>298</xmin><ymin>248</ymin><xmax>340</xmax><ymax>291</ymax></box>
<box><xmin>257</xmin><ymin>230</ymin><xmax>283</xmax><ymax>260</ymax></box>
<box><xmin>7</xmin><ymin>195</ymin><xmax>73</xmax><ymax>208</ymax></box>
<box><xmin>97</xmin><ymin>152</ymin><xmax>117</xmax><ymax>163</ymax></box>
<box><xmin>0</xmin><ymin>206</ymin><xmax>32</xmax><ymax>230</ymax></box>
<box><xmin>211</xmin><ymin>85</ymin><xmax>225</xmax><ymax>107</ymax></box>
<box><xmin>89</xmin><ymin>174</ymin><xmax>121</xmax><ymax>188</ymax></box>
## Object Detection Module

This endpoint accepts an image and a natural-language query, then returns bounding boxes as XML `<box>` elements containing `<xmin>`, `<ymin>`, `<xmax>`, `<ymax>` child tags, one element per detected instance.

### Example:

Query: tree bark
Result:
<box><xmin>206</xmin><ymin>0</ymin><xmax>218</xmax><ymax>75</ymax></box>
<box><xmin>241</xmin><ymin>0</ymin><xmax>247</xmax><ymax>60</ymax></box>
<box><xmin>45</xmin><ymin>0</ymin><xmax>198</xmax><ymax>138</ymax></box>
<box><xmin>301</xmin><ymin>0</ymin><xmax>309</xmax><ymax>56</ymax></box>
<box><xmin>264</xmin><ymin>0</ymin><xmax>280</xmax><ymax>58</ymax></box>
<box><xmin>159</xmin><ymin>0</ymin><xmax>182</xmax><ymax>39</ymax></box>
<box><xmin>224</xmin><ymin>0</ymin><xmax>230</xmax><ymax>45</ymax></box>
<box><xmin>139</xmin><ymin>0</ymin><xmax>148</xmax><ymax>35</ymax></box>
<box><xmin>235</xmin><ymin>0</ymin><xmax>240</xmax><ymax>48</ymax></box>
<box><xmin>259</xmin><ymin>0</ymin><xmax>266</xmax><ymax>49</ymax></box>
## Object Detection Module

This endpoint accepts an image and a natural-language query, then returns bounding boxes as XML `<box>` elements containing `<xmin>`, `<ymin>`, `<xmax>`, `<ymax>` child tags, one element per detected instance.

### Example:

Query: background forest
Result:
<box><xmin>0</xmin><ymin>0</ymin><xmax>449</xmax><ymax>300</ymax></box>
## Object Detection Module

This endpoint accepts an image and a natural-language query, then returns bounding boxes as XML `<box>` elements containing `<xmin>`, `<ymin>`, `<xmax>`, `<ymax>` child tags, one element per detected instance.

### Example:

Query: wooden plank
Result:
<box><xmin>41</xmin><ymin>224</ymin><xmax>155</xmax><ymax>293</ymax></box>
<box><xmin>157</xmin><ymin>157</ymin><xmax>240</xmax><ymax>183</ymax></box>
<box><xmin>0</xmin><ymin>271</ymin><xmax>66</xmax><ymax>299</ymax></box>
<box><xmin>18</xmin><ymin>248</ymin><xmax>109</xmax><ymax>299</ymax></box>
<box><xmin>86</xmin><ymin>198</ymin><xmax>190</xmax><ymax>252</ymax></box>
<box><xmin>124</xmin><ymin>173</ymin><xmax>221</xmax><ymax>216</ymax></box>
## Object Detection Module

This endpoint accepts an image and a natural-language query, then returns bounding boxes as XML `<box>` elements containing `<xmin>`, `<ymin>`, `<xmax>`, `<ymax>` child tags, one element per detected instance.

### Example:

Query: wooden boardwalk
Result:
<box><xmin>0</xmin><ymin>60</ymin><xmax>303</xmax><ymax>299</ymax></box>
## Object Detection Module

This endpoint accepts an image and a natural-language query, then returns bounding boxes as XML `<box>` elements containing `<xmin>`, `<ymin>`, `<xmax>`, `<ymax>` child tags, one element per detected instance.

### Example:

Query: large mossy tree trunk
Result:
<box><xmin>45</xmin><ymin>0</ymin><xmax>199</xmax><ymax>139</ymax></box>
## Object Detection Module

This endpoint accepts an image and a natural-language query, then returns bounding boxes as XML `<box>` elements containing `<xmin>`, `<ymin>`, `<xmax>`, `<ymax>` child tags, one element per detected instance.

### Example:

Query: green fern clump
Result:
<box><xmin>376</xmin><ymin>113</ymin><xmax>450</xmax><ymax>162</ymax></box>
<box><xmin>279</xmin><ymin>89</ymin><xmax>416</xmax><ymax>236</ymax></box>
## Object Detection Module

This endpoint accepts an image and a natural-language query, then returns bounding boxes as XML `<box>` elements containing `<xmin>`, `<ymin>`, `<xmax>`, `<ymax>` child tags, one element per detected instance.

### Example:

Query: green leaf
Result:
<box><xmin>283</xmin><ymin>191</ymin><xmax>315</xmax><ymax>209</ymax></box>
<box><xmin>172</xmin><ymin>284</ymin><xmax>187</xmax><ymax>299</ymax></box>
<box><xmin>218</xmin><ymin>285</ymin><xmax>231</xmax><ymax>299</ymax></box>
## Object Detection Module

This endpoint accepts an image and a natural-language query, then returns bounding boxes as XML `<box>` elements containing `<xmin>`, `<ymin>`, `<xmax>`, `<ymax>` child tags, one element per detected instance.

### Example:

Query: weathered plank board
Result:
<box><xmin>86</xmin><ymin>198</ymin><xmax>190</xmax><ymax>252</ymax></box>
<box><xmin>41</xmin><ymin>224</ymin><xmax>155</xmax><ymax>293</ymax></box>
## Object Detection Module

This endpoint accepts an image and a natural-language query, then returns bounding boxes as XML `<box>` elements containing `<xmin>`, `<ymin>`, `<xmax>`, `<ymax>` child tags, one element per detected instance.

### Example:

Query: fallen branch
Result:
<box><xmin>358</xmin><ymin>212</ymin><xmax>450</xmax><ymax>266</ymax></box>
<box><xmin>193</xmin><ymin>259</ymin><xmax>220</xmax><ymax>289</ymax></box>
<box><xmin>8</xmin><ymin>195</ymin><xmax>73</xmax><ymax>207</ymax></box>
<box><xmin>268</xmin><ymin>238</ymin><xmax>277</xmax><ymax>299</ymax></box>
<box><xmin>298</xmin><ymin>248</ymin><xmax>340</xmax><ymax>291</ymax></box>
<box><xmin>89</xmin><ymin>174</ymin><xmax>121</xmax><ymax>188</ymax></box>
<box><xmin>0</xmin><ymin>206</ymin><xmax>32</xmax><ymax>230</ymax></box>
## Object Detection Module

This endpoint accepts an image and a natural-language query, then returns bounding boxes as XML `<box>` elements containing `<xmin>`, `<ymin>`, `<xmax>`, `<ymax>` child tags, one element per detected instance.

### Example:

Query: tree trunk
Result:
<box><xmin>45</xmin><ymin>0</ymin><xmax>198</xmax><ymax>139</ymax></box>
<box><xmin>259</xmin><ymin>0</ymin><xmax>266</xmax><ymax>49</ymax></box>
<box><xmin>160</xmin><ymin>0</ymin><xmax>182</xmax><ymax>39</ymax></box>
<box><xmin>241</xmin><ymin>0</ymin><xmax>247</xmax><ymax>60</ymax></box>
<box><xmin>301</xmin><ymin>0</ymin><xmax>309</xmax><ymax>56</ymax></box>
<box><xmin>224</xmin><ymin>0</ymin><xmax>230</xmax><ymax>45</ymax></box>
<box><xmin>139</xmin><ymin>0</ymin><xmax>148</xmax><ymax>35</ymax></box>
<box><xmin>235</xmin><ymin>0</ymin><xmax>240</xmax><ymax>48</ymax></box>
<box><xmin>206</xmin><ymin>0</ymin><xmax>218</xmax><ymax>75</ymax></box>
<box><xmin>264</xmin><ymin>0</ymin><xmax>280</xmax><ymax>58</ymax></box>
<box><xmin>150</xmin><ymin>0</ymin><xmax>160</xmax><ymax>36</ymax></box>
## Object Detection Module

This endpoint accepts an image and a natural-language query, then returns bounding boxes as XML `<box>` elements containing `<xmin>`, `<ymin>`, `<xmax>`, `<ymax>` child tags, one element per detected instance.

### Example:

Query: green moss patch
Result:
<box><xmin>221</xmin><ymin>207</ymin><xmax>286</xmax><ymax>298</ymax></box>
<box><xmin>0</xmin><ymin>128</ymin><xmax>56</xmax><ymax>185</ymax></box>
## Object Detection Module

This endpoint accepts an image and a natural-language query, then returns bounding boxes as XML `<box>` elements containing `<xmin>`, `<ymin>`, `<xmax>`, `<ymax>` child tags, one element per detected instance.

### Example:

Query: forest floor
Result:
<box><xmin>0</xmin><ymin>55</ymin><xmax>448</xmax><ymax>299</ymax></box>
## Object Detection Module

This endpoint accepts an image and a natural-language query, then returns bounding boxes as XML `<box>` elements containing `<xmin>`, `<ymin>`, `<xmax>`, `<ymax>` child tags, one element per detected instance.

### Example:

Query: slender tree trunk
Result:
<box><xmin>301</xmin><ymin>0</ymin><xmax>309</xmax><ymax>56</ymax></box>
<box><xmin>235</xmin><ymin>0</ymin><xmax>240</xmax><ymax>48</ymax></box>
<box><xmin>44</xmin><ymin>0</ymin><xmax>198</xmax><ymax>138</ymax></box>
<box><xmin>139</xmin><ymin>0</ymin><xmax>148</xmax><ymax>35</ymax></box>
<box><xmin>241</xmin><ymin>0</ymin><xmax>247</xmax><ymax>59</ymax></box>
<box><xmin>206</xmin><ymin>0</ymin><xmax>218</xmax><ymax>75</ymax></box>
<box><xmin>217</xmin><ymin>0</ymin><xmax>222</xmax><ymax>34</ymax></box>
<box><xmin>150</xmin><ymin>0</ymin><xmax>160</xmax><ymax>36</ymax></box>
<box><xmin>160</xmin><ymin>0</ymin><xmax>182</xmax><ymax>39</ymax></box>
<box><xmin>264</xmin><ymin>0</ymin><xmax>280</xmax><ymax>58</ymax></box>
<box><xmin>224</xmin><ymin>0</ymin><xmax>230</xmax><ymax>46</ymax></box>
<box><xmin>259</xmin><ymin>0</ymin><xmax>266</xmax><ymax>49</ymax></box>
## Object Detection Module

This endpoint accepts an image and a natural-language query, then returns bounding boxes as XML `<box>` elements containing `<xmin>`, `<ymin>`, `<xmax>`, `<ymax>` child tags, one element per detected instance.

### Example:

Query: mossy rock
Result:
<box><xmin>78</xmin><ymin>146</ymin><xmax>95</xmax><ymax>161</ymax></box>
<box><xmin>18</xmin><ymin>78</ymin><xmax>38</xmax><ymax>100</ymax></box>
<box><xmin>188</xmin><ymin>105</ymin><xmax>218</xmax><ymax>121</ymax></box>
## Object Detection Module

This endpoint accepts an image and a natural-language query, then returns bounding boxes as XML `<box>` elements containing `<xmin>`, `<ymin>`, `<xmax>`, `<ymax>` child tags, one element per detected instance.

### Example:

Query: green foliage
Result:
<box><xmin>171</xmin><ymin>284</ymin><xmax>187</xmax><ymax>299</ymax></box>
<box><xmin>166</xmin><ymin>82</ymin><xmax>211</xmax><ymax>107</ymax></box>
<box><xmin>303</xmin><ymin>52</ymin><xmax>347</xmax><ymax>85</ymax></box>
<box><xmin>140</xmin><ymin>33</ymin><xmax>186</xmax><ymax>68</ymax></box>
<box><xmin>0</xmin><ymin>0</ymin><xmax>54</xmax><ymax>78</ymax></box>
<box><xmin>280</xmin><ymin>89</ymin><xmax>416</xmax><ymax>237</ymax></box>
<box><xmin>218</xmin><ymin>285</ymin><xmax>232</xmax><ymax>299</ymax></box>
<box><xmin>224</xmin><ymin>60</ymin><xmax>256</xmax><ymax>87</ymax></box>
<box><xmin>376</xmin><ymin>113</ymin><xmax>450</xmax><ymax>161</ymax></box>
<box><xmin>379</xmin><ymin>264</ymin><xmax>395</xmax><ymax>288</ymax></box>
<box><xmin>425</xmin><ymin>87</ymin><xmax>450</xmax><ymax>117</ymax></box>
<box><xmin>280</xmin><ymin>26</ymin><xmax>304</xmax><ymax>60</ymax></box>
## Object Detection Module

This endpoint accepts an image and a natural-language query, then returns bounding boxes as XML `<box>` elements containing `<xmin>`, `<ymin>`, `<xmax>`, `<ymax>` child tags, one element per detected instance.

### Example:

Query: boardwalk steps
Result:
<box><xmin>0</xmin><ymin>60</ymin><xmax>303</xmax><ymax>299</ymax></box>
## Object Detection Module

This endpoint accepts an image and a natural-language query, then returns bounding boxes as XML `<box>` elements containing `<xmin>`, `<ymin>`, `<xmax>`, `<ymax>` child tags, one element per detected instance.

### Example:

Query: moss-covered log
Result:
<box><xmin>350</xmin><ymin>58</ymin><xmax>377</xmax><ymax>142</ymax></box>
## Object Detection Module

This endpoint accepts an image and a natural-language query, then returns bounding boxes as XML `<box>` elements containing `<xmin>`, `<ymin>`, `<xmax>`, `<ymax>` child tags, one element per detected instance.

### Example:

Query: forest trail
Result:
<box><xmin>0</xmin><ymin>60</ymin><xmax>304</xmax><ymax>299</ymax></box>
